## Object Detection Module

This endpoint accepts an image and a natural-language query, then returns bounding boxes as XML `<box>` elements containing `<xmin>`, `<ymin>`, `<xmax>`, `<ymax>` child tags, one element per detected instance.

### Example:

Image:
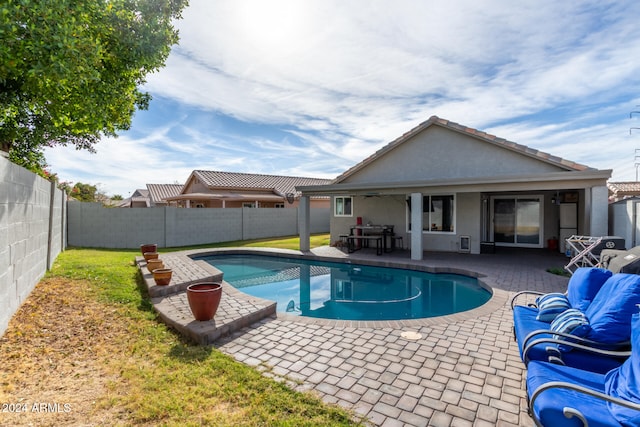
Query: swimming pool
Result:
<box><xmin>199</xmin><ymin>254</ymin><xmax>492</xmax><ymax>321</ymax></box>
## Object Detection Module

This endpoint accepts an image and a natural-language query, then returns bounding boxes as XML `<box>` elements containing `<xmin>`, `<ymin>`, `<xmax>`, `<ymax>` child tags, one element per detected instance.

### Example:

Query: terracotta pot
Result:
<box><xmin>146</xmin><ymin>258</ymin><xmax>164</xmax><ymax>273</ymax></box>
<box><xmin>187</xmin><ymin>283</ymin><xmax>222</xmax><ymax>321</ymax></box>
<box><xmin>140</xmin><ymin>243</ymin><xmax>157</xmax><ymax>255</ymax></box>
<box><xmin>152</xmin><ymin>268</ymin><xmax>173</xmax><ymax>286</ymax></box>
<box><xmin>143</xmin><ymin>251</ymin><xmax>159</xmax><ymax>262</ymax></box>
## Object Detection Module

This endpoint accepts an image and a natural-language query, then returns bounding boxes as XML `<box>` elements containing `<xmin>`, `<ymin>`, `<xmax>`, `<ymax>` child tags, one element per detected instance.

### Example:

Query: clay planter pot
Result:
<box><xmin>140</xmin><ymin>243</ymin><xmax>157</xmax><ymax>255</ymax></box>
<box><xmin>146</xmin><ymin>258</ymin><xmax>164</xmax><ymax>273</ymax></box>
<box><xmin>152</xmin><ymin>268</ymin><xmax>173</xmax><ymax>286</ymax></box>
<box><xmin>143</xmin><ymin>251</ymin><xmax>159</xmax><ymax>262</ymax></box>
<box><xmin>187</xmin><ymin>283</ymin><xmax>222</xmax><ymax>321</ymax></box>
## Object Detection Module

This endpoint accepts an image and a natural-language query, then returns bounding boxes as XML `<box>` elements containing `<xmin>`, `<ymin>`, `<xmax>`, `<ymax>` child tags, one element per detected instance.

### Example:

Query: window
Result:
<box><xmin>334</xmin><ymin>196</ymin><xmax>353</xmax><ymax>217</ymax></box>
<box><xmin>423</xmin><ymin>195</ymin><xmax>454</xmax><ymax>232</ymax></box>
<box><xmin>407</xmin><ymin>195</ymin><xmax>455</xmax><ymax>233</ymax></box>
<box><xmin>243</xmin><ymin>202</ymin><xmax>256</xmax><ymax>208</ymax></box>
<box><xmin>274</xmin><ymin>203</ymin><xmax>285</xmax><ymax>208</ymax></box>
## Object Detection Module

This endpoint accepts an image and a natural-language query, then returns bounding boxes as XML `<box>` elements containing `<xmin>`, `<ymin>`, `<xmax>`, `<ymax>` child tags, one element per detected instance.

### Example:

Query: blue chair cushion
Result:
<box><xmin>566</xmin><ymin>267</ymin><xmax>612</xmax><ymax>312</ymax></box>
<box><xmin>514</xmin><ymin>305</ymin><xmax>626</xmax><ymax>373</ymax></box>
<box><xmin>536</xmin><ymin>292</ymin><xmax>571</xmax><ymax>322</ymax></box>
<box><xmin>604</xmin><ymin>312</ymin><xmax>640</xmax><ymax>426</ymax></box>
<box><xmin>585</xmin><ymin>274</ymin><xmax>640</xmax><ymax>344</ymax></box>
<box><xmin>550</xmin><ymin>308</ymin><xmax>590</xmax><ymax>341</ymax></box>
<box><xmin>527</xmin><ymin>361</ymin><xmax>613</xmax><ymax>427</ymax></box>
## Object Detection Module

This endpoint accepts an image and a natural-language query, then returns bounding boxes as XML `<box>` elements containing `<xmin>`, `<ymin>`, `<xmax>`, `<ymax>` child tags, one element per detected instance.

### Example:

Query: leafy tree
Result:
<box><xmin>0</xmin><ymin>0</ymin><xmax>188</xmax><ymax>170</ymax></box>
<box><xmin>71</xmin><ymin>182</ymin><xmax>98</xmax><ymax>202</ymax></box>
<box><xmin>111</xmin><ymin>194</ymin><xmax>124</xmax><ymax>201</ymax></box>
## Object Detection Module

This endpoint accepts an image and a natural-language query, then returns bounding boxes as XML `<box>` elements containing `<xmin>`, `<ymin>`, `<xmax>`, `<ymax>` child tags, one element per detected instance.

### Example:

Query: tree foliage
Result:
<box><xmin>0</xmin><ymin>0</ymin><xmax>188</xmax><ymax>170</ymax></box>
<box><xmin>71</xmin><ymin>182</ymin><xmax>98</xmax><ymax>202</ymax></box>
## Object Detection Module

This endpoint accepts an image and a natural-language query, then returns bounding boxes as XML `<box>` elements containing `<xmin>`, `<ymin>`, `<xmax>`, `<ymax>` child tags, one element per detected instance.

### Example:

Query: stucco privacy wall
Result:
<box><xmin>67</xmin><ymin>202</ymin><xmax>329</xmax><ymax>248</ymax></box>
<box><xmin>0</xmin><ymin>155</ymin><xmax>66</xmax><ymax>337</ymax></box>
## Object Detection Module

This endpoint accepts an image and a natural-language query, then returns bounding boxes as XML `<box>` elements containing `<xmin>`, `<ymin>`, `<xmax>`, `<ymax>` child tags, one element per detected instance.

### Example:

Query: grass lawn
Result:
<box><xmin>0</xmin><ymin>234</ymin><xmax>364</xmax><ymax>426</ymax></box>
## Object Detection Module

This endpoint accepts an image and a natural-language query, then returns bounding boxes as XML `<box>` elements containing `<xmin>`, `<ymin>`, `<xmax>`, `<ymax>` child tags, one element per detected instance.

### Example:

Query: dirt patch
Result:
<box><xmin>0</xmin><ymin>277</ymin><xmax>130</xmax><ymax>426</ymax></box>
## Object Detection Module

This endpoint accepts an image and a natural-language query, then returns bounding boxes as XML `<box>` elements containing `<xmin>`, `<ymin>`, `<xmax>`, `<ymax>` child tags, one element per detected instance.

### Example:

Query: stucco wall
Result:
<box><xmin>0</xmin><ymin>156</ymin><xmax>66</xmax><ymax>337</ymax></box>
<box><xmin>67</xmin><ymin>203</ymin><xmax>330</xmax><ymax>248</ymax></box>
<box><xmin>342</xmin><ymin>126</ymin><xmax>563</xmax><ymax>184</ymax></box>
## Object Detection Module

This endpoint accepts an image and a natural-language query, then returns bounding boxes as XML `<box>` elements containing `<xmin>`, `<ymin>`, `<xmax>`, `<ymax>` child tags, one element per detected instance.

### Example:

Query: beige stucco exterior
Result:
<box><xmin>298</xmin><ymin>116</ymin><xmax>612</xmax><ymax>258</ymax></box>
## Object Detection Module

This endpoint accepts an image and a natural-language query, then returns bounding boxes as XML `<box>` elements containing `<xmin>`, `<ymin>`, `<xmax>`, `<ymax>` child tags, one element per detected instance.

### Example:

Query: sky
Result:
<box><xmin>44</xmin><ymin>0</ymin><xmax>640</xmax><ymax>198</ymax></box>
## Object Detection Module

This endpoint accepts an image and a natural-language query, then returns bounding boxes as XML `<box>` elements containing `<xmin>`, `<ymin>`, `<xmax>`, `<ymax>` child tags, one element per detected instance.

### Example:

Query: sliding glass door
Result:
<box><xmin>491</xmin><ymin>196</ymin><xmax>543</xmax><ymax>247</ymax></box>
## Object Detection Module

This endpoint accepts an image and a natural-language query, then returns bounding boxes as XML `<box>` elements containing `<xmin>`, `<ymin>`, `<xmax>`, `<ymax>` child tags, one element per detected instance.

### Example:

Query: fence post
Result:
<box><xmin>46</xmin><ymin>180</ymin><xmax>56</xmax><ymax>270</ymax></box>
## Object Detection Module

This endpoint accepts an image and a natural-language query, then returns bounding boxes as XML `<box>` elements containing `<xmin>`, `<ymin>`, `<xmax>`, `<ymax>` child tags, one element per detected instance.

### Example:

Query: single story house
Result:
<box><xmin>297</xmin><ymin>116</ymin><xmax>612</xmax><ymax>259</ymax></box>
<box><xmin>164</xmin><ymin>170</ymin><xmax>331</xmax><ymax>209</ymax></box>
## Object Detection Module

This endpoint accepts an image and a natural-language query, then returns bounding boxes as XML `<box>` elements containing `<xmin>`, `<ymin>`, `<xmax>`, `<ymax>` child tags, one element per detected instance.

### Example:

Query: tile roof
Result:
<box><xmin>147</xmin><ymin>184</ymin><xmax>184</xmax><ymax>203</ymax></box>
<box><xmin>608</xmin><ymin>181</ymin><xmax>640</xmax><ymax>194</ymax></box>
<box><xmin>333</xmin><ymin>116</ymin><xmax>594</xmax><ymax>183</ymax></box>
<box><xmin>190</xmin><ymin>171</ymin><xmax>332</xmax><ymax>196</ymax></box>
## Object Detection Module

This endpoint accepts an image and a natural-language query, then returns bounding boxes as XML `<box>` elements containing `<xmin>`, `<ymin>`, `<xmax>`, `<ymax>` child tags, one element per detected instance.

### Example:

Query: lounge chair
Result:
<box><xmin>514</xmin><ymin>271</ymin><xmax>640</xmax><ymax>373</ymax></box>
<box><xmin>527</xmin><ymin>312</ymin><xmax>640</xmax><ymax>427</ymax></box>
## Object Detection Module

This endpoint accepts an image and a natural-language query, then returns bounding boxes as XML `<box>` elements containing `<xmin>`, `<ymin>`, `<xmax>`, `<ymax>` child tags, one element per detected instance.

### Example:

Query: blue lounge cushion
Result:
<box><xmin>566</xmin><ymin>267</ymin><xmax>612</xmax><ymax>311</ymax></box>
<box><xmin>535</xmin><ymin>292</ymin><xmax>571</xmax><ymax>322</ymax></box>
<box><xmin>514</xmin><ymin>305</ymin><xmax>626</xmax><ymax>373</ymax></box>
<box><xmin>527</xmin><ymin>361</ymin><xmax>611</xmax><ymax>427</ymax></box>
<box><xmin>585</xmin><ymin>274</ymin><xmax>640</xmax><ymax>344</ymax></box>
<box><xmin>550</xmin><ymin>308</ymin><xmax>590</xmax><ymax>341</ymax></box>
<box><xmin>604</xmin><ymin>312</ymin><xmax>640</xmax><ymax>426</ymax></box>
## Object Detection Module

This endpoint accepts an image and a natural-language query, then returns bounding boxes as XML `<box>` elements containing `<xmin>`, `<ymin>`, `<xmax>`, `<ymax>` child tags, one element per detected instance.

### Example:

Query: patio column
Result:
<box><xmin>587</xmin><ymin>185</ymin><xmax>609</xmax><ymax>237</ymax></box>
<box><xmin>410</xmin><ymin>192</ymin><xmax>423</xmax><ymax>260</ymax></box>
<box><xmin>299</xmin><ymin>195</ymin><xmax>311</xmax><ymax>252</ymax></box>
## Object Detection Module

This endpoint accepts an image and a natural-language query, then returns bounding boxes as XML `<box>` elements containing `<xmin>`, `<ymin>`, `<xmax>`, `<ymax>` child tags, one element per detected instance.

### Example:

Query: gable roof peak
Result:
<box><xmin>333</xmin><ymin>116</ymin><xmax>594</xmax><ymax>183</ymax></box>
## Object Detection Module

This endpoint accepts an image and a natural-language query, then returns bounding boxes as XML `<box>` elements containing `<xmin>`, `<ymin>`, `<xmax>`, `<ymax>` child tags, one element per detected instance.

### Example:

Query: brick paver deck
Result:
<box><xmin>139</xmin><ymin>246</ymin><xmax>570</xmax><ymax>426</ymax></box>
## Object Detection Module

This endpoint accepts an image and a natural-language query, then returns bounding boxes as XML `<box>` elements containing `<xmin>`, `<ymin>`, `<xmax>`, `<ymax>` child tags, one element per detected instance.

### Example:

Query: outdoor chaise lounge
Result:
<box><xmin>526</xmin><ymin>311</ymin><xmax>640</xmax><ymax>427</ymax></box>
<box><xmin>512</xmin><ymin>268</ymin><xmax>640</xmax><ymax>373</ymax></box>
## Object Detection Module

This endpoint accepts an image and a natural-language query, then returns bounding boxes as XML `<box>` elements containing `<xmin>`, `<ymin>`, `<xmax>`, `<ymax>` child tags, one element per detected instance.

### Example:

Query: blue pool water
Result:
<box><xmin>199</xmin><ymin>254</ymin><xmax>491</xmax><ymax>321</ymax></box>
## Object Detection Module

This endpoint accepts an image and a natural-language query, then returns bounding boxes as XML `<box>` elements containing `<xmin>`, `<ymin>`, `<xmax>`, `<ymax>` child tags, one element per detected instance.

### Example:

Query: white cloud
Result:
<box><xmin>45</xmin><ymin>0</ymin><xmax>640</xmax><ymax>195</ymax></box>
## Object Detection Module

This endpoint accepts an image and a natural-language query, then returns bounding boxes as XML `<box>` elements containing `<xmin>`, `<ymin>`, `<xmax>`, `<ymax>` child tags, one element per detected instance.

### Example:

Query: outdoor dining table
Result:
<box><xmin>347</xmin><ymin>225</ymin><xmax>395</xmax><ymax>254</ymax></box>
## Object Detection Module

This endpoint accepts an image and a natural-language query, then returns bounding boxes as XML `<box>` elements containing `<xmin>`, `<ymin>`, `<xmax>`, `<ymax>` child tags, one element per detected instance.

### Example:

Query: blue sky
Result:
<box><xmin>45</xmin><ymin>0</ymin><xmax>640</xmax><ymax>197</ymax></box>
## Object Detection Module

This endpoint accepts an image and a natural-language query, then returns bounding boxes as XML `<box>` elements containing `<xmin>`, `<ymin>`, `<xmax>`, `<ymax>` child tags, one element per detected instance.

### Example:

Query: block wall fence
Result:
<box><xmin>1</xmin><ymin>155</ymin><xmax>66</xmax><ymax>337</ymax></box>
<box><xmin>66</xmin><ymin>202</ymin><xmax>329</xmax><ymax>248</ymax></box>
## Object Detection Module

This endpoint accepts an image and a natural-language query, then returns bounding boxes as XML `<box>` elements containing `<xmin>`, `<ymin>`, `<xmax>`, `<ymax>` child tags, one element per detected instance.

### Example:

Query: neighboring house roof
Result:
<box><xmin>184</xmin><ymin>170</ymin><xmax>331</xmax><ymax>197</ymax></box>
<box><xmin>147</xmin><ymin>184</ymin><xmax>184</xmax><ymax>204</ymax></box>
<box><xmin>117</xmin><ymin>189</ymin><xmax>150</xmax><ymax>207</ymax></box>
<box><xmin>332</xmin><ymin>116</ymin><xmax>593</xmax><ymax>184</ymax></box>
<box><xmin>608</xmin><ymin>181</ymin><xmax>640</xmax><ymax>201</ymax></box>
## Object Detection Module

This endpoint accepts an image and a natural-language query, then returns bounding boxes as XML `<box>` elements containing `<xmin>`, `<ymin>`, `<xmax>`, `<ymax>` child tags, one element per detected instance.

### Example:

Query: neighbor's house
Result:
<box><xmin>118</xmin><ymin>184</ymin><xmax>183</xmax><ymax>207</ymax></box>
<box><xmin>147</xmin><ymin>183</ymin><xmax>184</xmax><ymax>207</ymax></box>
<box><xmin>608</xmin><ymin>182</ymin><xmax>640</xmax><ymax>202</ymax></box>
<box><xmin>297</xmin><ymin>116</ymin><xmax>611</xmax><ymax>259</ymax></box>
<box><xmin>117</xmin><ymin>188</ymin><xmax>150</xmax><ymax>208</ymax></box>
<box><xmin>608</xmin><ymin>182</ymin><xmax>640</xmax><ymax>249</ymax></box>
<box><xmin>163</xmin><ymin>170</ymin><xmax>331</xmax><ymax>209</ymax></box>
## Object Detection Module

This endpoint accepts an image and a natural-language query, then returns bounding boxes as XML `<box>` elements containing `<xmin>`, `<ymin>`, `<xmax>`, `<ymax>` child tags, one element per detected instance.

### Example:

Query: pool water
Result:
<box><xmin>199</xmin><ymin>254</ymin><xmax>491</xmax><ymax>321</ymax></box>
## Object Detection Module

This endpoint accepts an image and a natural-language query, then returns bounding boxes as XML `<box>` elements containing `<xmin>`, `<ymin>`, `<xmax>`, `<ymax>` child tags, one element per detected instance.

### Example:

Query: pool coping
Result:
<box><xmin>137</xmin><ymin>247</ymin><xmax>508</xmax><ymax>344</ymax></box>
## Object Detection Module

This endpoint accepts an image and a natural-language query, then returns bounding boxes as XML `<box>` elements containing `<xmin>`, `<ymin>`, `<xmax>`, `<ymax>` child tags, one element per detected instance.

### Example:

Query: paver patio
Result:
<box><xmin>142</xmin><ymin>246</ymin><xmax>570</xmax><ymax>426</ymax></box>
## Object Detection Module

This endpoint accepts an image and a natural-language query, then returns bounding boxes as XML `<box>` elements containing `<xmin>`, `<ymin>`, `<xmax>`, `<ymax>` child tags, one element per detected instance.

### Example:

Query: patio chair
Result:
<box><xmin>526</xmin><ymin>312</ymin><xmax>640</xmax><ymax>427</ymax></box>
<box><xmin>514</xmin><ymin>272</ymin><xmax>640</xmax><ymax>373</ymax></box>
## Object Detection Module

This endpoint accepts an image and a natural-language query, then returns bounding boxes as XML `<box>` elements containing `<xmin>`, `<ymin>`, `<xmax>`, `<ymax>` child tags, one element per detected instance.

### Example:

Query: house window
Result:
<box><xmin>243</xmin><ymin>202</ymin><xmax>256</xmax><ymax>208</ymax></box>
<box><xmin>423</xmin><ymin>195</ymin><xmax>455</xmax><ymax>232</ymax></box>
<box><xmin>334</xmin><ymin>196</ymin><xmax>353</xmax><ymax>217</ymax></box>
<box><xmin>407</xmin><ymin>195</ymin><xmax>455</xmax><ymax>232</ymax></box>
<box><xmin>274</xmin><ymin>203</ymin><xmax>285</xmax><ymax>208</ymax></box>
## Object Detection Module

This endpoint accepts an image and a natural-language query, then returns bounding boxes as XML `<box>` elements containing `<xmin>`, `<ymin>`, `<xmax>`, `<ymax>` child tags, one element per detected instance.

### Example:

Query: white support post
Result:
<box><xmin>410</xmin><ymin>192</ymin><xmax>423</xmax><ymax>260</ymax></box>
<box><xmin>299</xmin><ymin>195</ymin><xmax>311</xmax><ymax>252</ymax></box>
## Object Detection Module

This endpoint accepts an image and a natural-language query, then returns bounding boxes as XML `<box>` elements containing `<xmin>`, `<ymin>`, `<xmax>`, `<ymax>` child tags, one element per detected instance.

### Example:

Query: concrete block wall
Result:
<box><xmin>0</xmin><ymin>156</ymin><xmax>66</xmax><ymax>336</ymax></box>
<box><xmin>67</xmin><ymin>202</ymin><xmax>330</xmax><ymax>249</ymax></box>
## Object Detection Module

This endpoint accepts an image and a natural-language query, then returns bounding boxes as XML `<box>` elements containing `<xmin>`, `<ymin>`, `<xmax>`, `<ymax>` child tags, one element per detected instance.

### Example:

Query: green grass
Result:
<box><xmin>46</xmin><ymin>234</ymin><xmax>363</xmax><ymax>426</ymax></box>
